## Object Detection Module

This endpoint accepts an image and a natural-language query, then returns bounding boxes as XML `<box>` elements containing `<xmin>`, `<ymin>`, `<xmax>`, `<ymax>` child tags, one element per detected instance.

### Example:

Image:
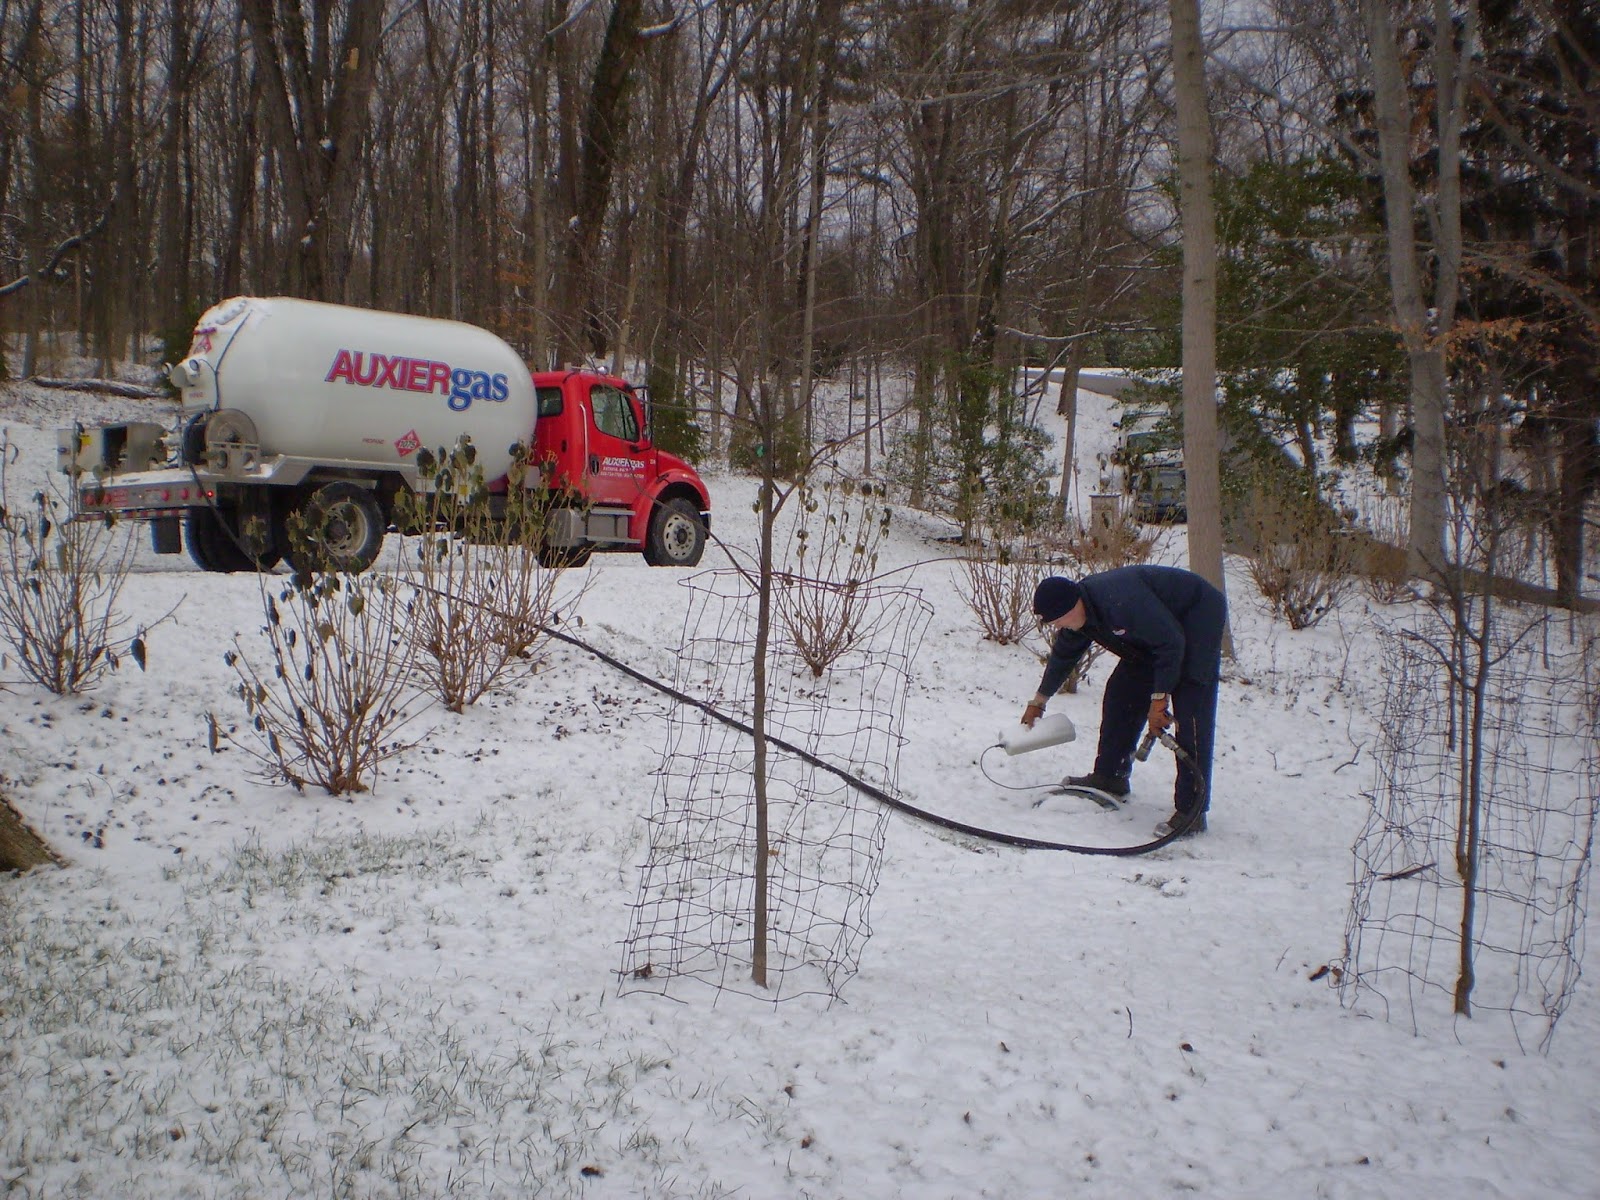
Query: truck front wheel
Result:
<box><xmin>644</xmin><ymin>497</ymin><xmax>706</xmax><ymax>567</ymax></box>
<box><xmin>283</xmin><ymin>482</ymin><xmax>386</xmax><ymax>574</ymax></box>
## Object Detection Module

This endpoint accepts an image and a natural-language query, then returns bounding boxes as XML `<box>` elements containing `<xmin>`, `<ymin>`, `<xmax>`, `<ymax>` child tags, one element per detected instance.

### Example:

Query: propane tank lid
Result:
<box><xmin>999</xmin><ymin>712</ymin><xmax>1077</xmax><ymax>756</ymax></box>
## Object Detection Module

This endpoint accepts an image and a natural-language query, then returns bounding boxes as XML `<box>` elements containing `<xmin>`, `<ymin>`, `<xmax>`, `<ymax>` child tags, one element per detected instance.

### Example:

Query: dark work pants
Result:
<box><xmin>1093</xmin><ymin>658</ymin><xmax>1218</xmax><ymax>816</ymax></box>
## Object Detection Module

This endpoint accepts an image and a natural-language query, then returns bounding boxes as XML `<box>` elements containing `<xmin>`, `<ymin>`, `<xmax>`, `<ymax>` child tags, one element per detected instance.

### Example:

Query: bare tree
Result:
<box><xmin>1465</xmin><ymin>0</ymin><xmax>1600</xmax><ymax>606</ymax></box>
<box><xmin>1360</xmin><ymin>0</ymin><xmax>1468</xmax><ymax>576</ymax></box>
<box><xmin>640</xmin><ymin>1</ymin><xmax>763</xmax><ymax>456</ymax></box>
<box><xmin>154</xmin><ymin>0</ymin><xmax>208</xmax><ymax>333</ymax></box>
<box><xmin>240</xmin><ymin>0</ymin><xmax>384</xmax><ymax>300</ymax></box>
<box><xmin>555</xmin><ymin>0</ymin><xmax>651</xmax><ymax>364</ymax></box>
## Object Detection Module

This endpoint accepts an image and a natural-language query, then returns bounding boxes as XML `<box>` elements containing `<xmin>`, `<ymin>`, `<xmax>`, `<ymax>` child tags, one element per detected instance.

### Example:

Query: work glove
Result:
<box><xmin>1022</xmin><ymin>700</ymin><xmax>1047</xmax><ymax>728</ymax></box>
<box><xmin>1147</xmin><ymin>693</ymin><xmax>1172</xmax><ymax>737</ymax></box>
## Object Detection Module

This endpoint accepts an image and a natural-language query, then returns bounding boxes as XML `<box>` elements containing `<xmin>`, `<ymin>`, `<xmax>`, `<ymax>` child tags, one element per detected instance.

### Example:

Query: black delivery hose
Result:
<box><xmin>542</xmin><ymin>622</ymin><xmax>1206</xmax><ymax>858</ymax></box>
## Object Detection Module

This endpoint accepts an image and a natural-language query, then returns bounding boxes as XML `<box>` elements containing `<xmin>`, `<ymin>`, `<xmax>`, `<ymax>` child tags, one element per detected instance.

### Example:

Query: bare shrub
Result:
<box><xmin>776</xmin><ymin>476</ymin><xmax>891</xmax><ymax>677</ymax></box>
<box><xmin>954</xmin><ymin>520</ymin><xmax>1048</xmax><ymax>645</ymax></box>
<box><xmin>395</xmin><ymin>440</ymin><xmax>575</xmax><ymax>712</ymax></box>
<box><xmin>1056</xmin><ymin>496</ymin><xmax>1158</xmax><ymax>575</ymax></box>
<box><xmin>1358</xmin><ymin>494</ymin><xmax>1415</xmax><ymax>604</ymax></box>
<box><xmin>1244</xmin><ymin>477</ymin><xmax>1357</xmax><ymax>629</ymax></box>
<box><xmin>217</xmin><ymin>571</ymin><xmax>427</xmax><ymax>795</ymax></box>
<box><xmin>964</xmin><ymin>497</ymin><xmax>1147</xmax><ymax>688</ymax></box>
<box><xmin>0</xmin><ymin>435</ymin><xmax>153</xmax><ymax>694</ymax></box>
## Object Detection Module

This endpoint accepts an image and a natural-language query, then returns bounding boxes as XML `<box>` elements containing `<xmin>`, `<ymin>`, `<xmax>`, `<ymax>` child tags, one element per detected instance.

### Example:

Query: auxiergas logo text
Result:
<box><xmin>325</xmin><ymin>349</ymin><xmax>510</xmax><ymax>412</ymax></box>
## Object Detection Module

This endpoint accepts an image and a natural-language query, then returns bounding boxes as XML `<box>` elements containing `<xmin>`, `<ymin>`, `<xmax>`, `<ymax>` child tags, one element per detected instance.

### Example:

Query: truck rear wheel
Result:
<box><xmin>644</xmin><ymin>497</ymin><xmax>706</xmax><ymax>567</ymax></box>
<box><xmin>282</xmin><ymin>482</ymin><xmax>387</xmax><ymax>574</ymax></box>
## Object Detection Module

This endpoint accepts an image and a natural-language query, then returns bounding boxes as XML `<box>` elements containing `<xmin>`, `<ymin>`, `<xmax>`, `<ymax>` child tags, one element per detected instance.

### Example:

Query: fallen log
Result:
<box><xmin>29</xmin><ymin>376</ymin><xmax>167</xmax><ymax>400</ymax></box>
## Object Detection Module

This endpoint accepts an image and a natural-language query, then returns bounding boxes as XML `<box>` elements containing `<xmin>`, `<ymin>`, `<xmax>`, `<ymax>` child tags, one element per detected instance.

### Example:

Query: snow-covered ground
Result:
<box><xmin>1</xmin><ymin>372</ymin><xmax>1596</xmax><ymax>1199</ymax></box>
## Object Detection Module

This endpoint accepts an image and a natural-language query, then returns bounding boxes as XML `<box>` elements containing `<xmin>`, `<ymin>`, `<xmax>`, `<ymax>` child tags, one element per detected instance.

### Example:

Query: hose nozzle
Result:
<box><xmin>1135</xmin><ymin>729</ymin><xmax>1180</xmax><ymax>762</ymax></box>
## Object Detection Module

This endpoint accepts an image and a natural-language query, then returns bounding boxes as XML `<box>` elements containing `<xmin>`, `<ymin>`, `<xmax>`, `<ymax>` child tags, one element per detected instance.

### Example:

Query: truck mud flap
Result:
<box><xmin>151</xmin><ymin>516</ymin><xmax>182</xmax><ymax>555</ymax></box>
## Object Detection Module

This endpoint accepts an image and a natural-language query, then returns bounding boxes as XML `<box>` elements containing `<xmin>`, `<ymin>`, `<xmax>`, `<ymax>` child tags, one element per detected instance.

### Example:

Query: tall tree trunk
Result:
<box><xmin>482</xmin><ymin>0</ymin><xmax>500</xmax><ymax>325</ymax></box>
<box><xmin>1168</xmin><ymin>0</ymin><xmax>1229</xmax><ymax>633</ymax></box>
<box><xmin>1057</xmin><ymin>358</ymin><xmax>1081</xmax><ymax>519</ymax></box>
<box><xmin>156</xmin><ymin>0</ymin><xmax>193</xmax><ymax>330</ymax></box>
<box><xmin>648</xmin><ymin>5</ymin><xmax>757</xmax><ymax>456</ymax></box>
<box><xmin>557</xmin><ymin>0</ymin><xmax>647</xmax><ymax>364</ymax></box>
<box><xmin>107</xmin><ymin>0</ymin><xmax>142</xmax><ymax>368</ymax></box>
<box><xmin>19</xmin><ymin>0</ymin><xmax>46</xmax><ymax>377</ymax></box>
<box><xmin>1549</xmin><ymin>48</ymin><xmax>1597</xmax><ymax>605</ymax></box>
<box><xmin>217</xmin><ymin>55</ymin><xmax>261</xmax><ymax>299</ymax></box>
<box><xmin>796</xmin><ymin>0</ymin><xmax>842</xmax><ymax>450</ymax></box>
<box><xmin>71</xmin><ymin>0</ymin><xmax>90</xmax><ymax>352</ymax></box>
<box><xmin>1362</xmin><ymin>0</ymin><xmax>1455</xmax><ymax>576</ymax></box>
<box><xmin>240</xmin><ymin>0</ymin><xmax>383</xmax><ymax>301</ymax></box>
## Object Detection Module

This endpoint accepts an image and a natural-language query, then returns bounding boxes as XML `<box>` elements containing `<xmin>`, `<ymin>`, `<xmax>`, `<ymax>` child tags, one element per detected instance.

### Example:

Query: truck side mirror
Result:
<box><xmin>635</xmin><ymin>386</ymin><xmax>652</xmax><ymax>442</ymax></box>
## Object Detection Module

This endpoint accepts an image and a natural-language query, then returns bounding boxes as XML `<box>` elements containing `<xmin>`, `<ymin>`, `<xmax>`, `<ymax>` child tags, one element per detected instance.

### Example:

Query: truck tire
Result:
<box><xmin>644</xmin><ymin>497</ymin><xmax>706</xmax><ymax>567</ymax></box>
<box><xmin>186</xmin><ymin>505</ymin><xmax>280</xmax><ymax>573</ymax></box>
<box><xmin>283</xmin><ymin>482</ymin><xmax>386</xmax><ymax>574</ymax></box>
<box><xmin>538</xmin><ymin>539</ymin><xmax>593</xmax><ymax>568</ymax></box>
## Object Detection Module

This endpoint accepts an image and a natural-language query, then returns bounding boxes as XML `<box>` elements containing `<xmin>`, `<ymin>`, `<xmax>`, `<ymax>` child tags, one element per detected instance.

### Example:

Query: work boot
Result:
<box><xmin>1060</xmin><ymin>771</ymin><xmax>1130</xmax><ymax>798</ymax></box>
<box><xmin>1154</xmin><ymin>811</ymin><xmax>1207</xmax><ymax>838</ymax></box>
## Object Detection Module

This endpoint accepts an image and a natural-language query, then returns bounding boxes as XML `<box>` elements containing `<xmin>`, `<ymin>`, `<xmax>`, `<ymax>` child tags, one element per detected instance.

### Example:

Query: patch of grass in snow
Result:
<box><xmin>181</xmin><ymin>817</ymin><xmax>513</xmax><ymax>895</ymax></box>
<box><xmin>0</xmin><ymin>817</ymin><xmax>735</xmax><ymax>1199</ymax></box>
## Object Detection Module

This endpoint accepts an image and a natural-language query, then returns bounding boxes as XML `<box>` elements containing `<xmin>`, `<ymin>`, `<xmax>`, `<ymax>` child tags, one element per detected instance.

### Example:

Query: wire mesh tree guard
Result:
<box><xmin>1340</xmin><ymin>612</ymin><xmax>1598</xmax><ymax>1051</ymax></box>
<box><xmin>619</xmin><ymin>568</ymin><xmax>932</xmax><ymax>1002</ymax></box>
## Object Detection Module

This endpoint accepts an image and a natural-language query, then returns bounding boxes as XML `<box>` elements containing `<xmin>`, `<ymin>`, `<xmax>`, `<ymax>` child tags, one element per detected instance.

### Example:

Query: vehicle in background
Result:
<box><xmin>1114</xmin><ymin>408</ymin><xmax>1186</xmax><ymax>524</ymax></box>
<box><xmin>58</xmin><ymin>297</ymin><xmax>711</xmax><ymax>573</ymax></box>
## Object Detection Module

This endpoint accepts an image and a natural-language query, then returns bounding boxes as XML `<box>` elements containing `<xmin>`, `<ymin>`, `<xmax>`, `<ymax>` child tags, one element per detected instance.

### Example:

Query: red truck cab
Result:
<box><xmin>531</xmin><ymin>370</ymin><xmax>710</xmax><ymax>566</ymax></box>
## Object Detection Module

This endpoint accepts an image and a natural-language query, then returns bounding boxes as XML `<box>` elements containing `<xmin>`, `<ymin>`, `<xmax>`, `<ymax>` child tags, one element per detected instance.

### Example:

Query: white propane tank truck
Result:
<box><xmin>57</xmin><ymin>297</ymin><xmax>711</xmax><ymax>573</ymax></box>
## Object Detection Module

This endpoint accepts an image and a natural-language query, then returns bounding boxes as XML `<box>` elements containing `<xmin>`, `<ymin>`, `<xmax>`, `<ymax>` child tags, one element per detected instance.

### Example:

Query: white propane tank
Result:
<box><xmin>172</xmin><ymin>297</ymin><xmax>538</xmax><ymax>484</ymax></box>
<box><xmin>999</xmin><ymin>712</ymin><xmax>1077</xmax><ymax>756</ymax></box>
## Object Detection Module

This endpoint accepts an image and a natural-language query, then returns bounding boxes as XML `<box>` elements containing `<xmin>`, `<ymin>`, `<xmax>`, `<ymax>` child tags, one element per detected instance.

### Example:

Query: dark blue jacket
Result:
<box><xmin>1038</xmin><ymin>565</ymin><xmax>1226</xmax><ymax>698</ymax></box>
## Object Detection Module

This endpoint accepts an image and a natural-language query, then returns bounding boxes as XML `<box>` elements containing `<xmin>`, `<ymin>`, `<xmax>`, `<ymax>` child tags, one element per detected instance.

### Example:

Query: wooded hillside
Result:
<box><xmin>1</xmin><ymin>0</ymin><xmax>1595</xmax><ymax>595</ymax></box>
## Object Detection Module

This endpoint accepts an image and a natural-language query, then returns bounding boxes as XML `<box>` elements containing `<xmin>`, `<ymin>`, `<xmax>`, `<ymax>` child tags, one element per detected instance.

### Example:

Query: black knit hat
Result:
<box><xmin>1032</xmin><ymin>576</ymin><xmax>1082</xmax><ymax>622</ymax></box>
